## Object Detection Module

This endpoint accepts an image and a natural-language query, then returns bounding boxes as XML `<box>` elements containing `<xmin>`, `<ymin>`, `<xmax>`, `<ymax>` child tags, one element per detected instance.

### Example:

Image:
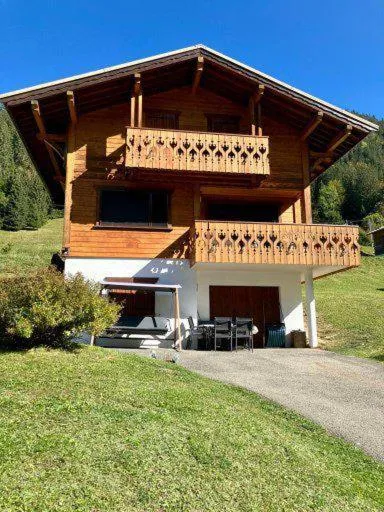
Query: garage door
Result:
<box><xmin>209</xmin><ymin>286</ymin><xmax>281</xmax><ymax>348</ymax></box>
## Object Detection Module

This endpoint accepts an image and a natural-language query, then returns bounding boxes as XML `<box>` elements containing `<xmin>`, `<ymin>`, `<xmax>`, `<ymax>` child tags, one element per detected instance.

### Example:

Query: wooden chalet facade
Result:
<box><xmin>0</xmin><ymin>45</ymin><xmax>378</xmax><ymax>349</ymax></box>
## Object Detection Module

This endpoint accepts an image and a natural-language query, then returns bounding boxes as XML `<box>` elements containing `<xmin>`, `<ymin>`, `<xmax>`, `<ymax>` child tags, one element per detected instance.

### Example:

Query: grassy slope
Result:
<box><xmin>0</xmin><ymin>218</ymin><xmax>63</xmax><ymax>277</ymax></box>
<box><xmin>0</xmin><ymin>347</ymin><xmax>383</xmax><ymax>512</ymax></box>
<box><xmin>314</xmin><ymin>254</ymin><xmax>384</xmax><ymax>361</ymax></box>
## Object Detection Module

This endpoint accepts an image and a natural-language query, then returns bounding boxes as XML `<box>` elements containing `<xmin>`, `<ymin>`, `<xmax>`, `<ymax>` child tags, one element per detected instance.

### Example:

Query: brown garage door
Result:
<box><xmin>209</xmin><ymin>286</ymin><xmax>281</xmax><ymax>348</ymax></box>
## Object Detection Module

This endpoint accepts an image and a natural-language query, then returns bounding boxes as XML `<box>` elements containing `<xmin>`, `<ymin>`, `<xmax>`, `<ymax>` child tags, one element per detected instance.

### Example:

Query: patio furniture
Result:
<box><xmin>187</xmin><ymin>316</ymin><xmax>205</xmax><ymax>350</ymax></box>
<box><xmin>103</xmin><ymin>315</ymin><xmax>170</xmax><ymax>337</ymax></box>
<box><xmin>214</xmin><ymin>317</ymin><xmax>233</xmax><ymax>351</ymax></box>
<box><xmin>234</xmin><ymin>317</ymin><xmax>254</xmax><ymax>352</ymax></box>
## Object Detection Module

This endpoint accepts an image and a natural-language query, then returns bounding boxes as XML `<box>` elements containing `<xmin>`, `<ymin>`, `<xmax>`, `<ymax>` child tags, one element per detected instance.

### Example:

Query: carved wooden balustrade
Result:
<box><xmin>126</xmin><ymin>127</ymin><xmax>270</xmax><ymax>175</ymax></box>
<box><xmin>190</xmin><ymin>221</ymin><xmax>360</xmax><ymax>267</ymax></box>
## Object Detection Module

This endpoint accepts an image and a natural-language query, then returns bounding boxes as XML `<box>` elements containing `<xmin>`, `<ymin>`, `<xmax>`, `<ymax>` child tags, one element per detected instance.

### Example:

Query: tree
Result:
<box><xmin>315</xmin><ymin>180</ymin><xmax>345</xmax><ymax>224</ymax></box>
<box><xmin>25</xmin><ymin>174</ymin><xmax>51</xmax><ymax>229</ymax></box>
<box><xmin>2</xmin><ymin>173</ymin><xmax>29</xmax><ymax>231</ymax></box>
<box><xmin>0</xmin><ymin>106</ymin><xmax>53</xmax><ymax>231</ymax></box>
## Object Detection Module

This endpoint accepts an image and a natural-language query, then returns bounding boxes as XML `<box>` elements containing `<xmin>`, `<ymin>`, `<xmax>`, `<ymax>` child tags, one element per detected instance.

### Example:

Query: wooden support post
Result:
<box><xmin>325</xmin><ymin>124</ymin><xmax>352</xmax><ymax>152</ymax></box>
<box><xmin>31</xmin><ymin>100</ymin><xmax>64</xmax><ymax>186</ymax></box>
<box><xmin>300</xmin><ymin>111</ymin><xmax>323</xmax><ymax>141</ymax></box>
<box><xmin>174</xmin><ymin>288</ymin><xmax>181</xmax><ymax>351</ymax></box>
<box><xmin>192</xmin><ymin>56</ymin><xmax>204</xmax><ymax>94</ymax></box>
<box><xmin>301</xmin><ymin>143</ymin><xmax>312</xmax><ymax>223</ymax></box>
<box><xmin>130</xmin><ymin>93</ymin><xmax>136</xmax><ymax>128</ymax></box>
<box><xmin>62</xmin><ymin>122</ymin><xmax>75</xmax><ymax>251</ymax></box>
<box><xmin>133</xmin><ymin>73</ymin><xmax>142</xmax><ymax>128</ymax></box>
<box><xmin>66</xmin><ymin>91</ymin><xmax>78</xmax><ymax>125</ymax></box>
<box><xmin>254</xmin><ymin>85</ymin><xmax>265</xmax><ymax>136</ymax></box>
<box><xmin>249</xmin><ymin>96</ymin><xmax>255</xmax><ymax>135</ymax></box>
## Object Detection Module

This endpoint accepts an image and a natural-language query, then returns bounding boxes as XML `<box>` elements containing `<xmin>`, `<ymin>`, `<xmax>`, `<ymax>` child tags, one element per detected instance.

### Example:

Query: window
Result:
<box><xmin>206</xmin><ymin>114</ymin><xmax>240</xmax><ymax>134</ymax></box>
<box><xmin>206</xmin><ymin>201</ymin><xmax>279</xmax><ymax>222</ymax></box>
<box><xmin>98</xmin><ymin>189</ymin><xmax>170</xmax><ymax>229</ymax></box>
<box><xmin>145</xmin><ymin>110</ymin><xmax>180</xmax><ymax>129</ymax></box>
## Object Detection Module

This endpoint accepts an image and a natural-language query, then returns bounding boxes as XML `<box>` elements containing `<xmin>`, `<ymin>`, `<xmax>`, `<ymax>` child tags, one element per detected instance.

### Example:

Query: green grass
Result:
<box><xmin>314</xmin><ymin>253</ymin><xmax>384</xmax><ymax>362</ymax></box>
<box><xmin>0</xmin><ymin>347</ymin><xmax>383</xmax><ymax>512</ymax></box>
<box><xmin>0</xmin><ymin>218</ymin><xmax>63</xmax><ymax>277</ymax></box>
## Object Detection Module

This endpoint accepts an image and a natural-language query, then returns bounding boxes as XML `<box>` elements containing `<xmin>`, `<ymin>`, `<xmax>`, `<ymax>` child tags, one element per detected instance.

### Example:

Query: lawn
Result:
<box><xmin>314</xmin><ymin>253</ymin><xmax>384</xmax><ymax>362</ymax></box>
<box><xmin>0</xmin><ymin>218</ymin><xmax>63</xmax><ymax>277</ymax></box>
<box><xmin>0</xmin><ymin>347</ymin><xmax>383</xmax><ymax>512</ymax></box>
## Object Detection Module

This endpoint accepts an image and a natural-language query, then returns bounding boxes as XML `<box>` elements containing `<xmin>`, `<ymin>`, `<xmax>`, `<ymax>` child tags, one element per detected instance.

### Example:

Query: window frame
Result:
<box><xmin>144</xmin><ymin>109</ymin><xmax>181</xmax><ymax>129</ymax></box>
<box><xmin>94</xmin><ymin>187</ymin><xmax>173</xmax><ymax>231</ymax></box>
<box><xmin>205</xmin><ymin>113</ymin><xmax>241</xmax><ymax>134</ymax></box>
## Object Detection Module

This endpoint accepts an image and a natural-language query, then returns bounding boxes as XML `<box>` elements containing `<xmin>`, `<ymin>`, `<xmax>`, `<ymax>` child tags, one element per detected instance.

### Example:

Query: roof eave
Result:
<box><xmin>0</xmin><ymin>44</ymin><xmax>378</xmax><ymax>134</ymax></box>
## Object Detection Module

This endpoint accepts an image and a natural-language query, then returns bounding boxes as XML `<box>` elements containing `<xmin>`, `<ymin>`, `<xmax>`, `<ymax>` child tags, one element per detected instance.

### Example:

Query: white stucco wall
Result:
<box><xmin>195</xmin><ymin>267</ymin><xmax>304</xmax><ymax>343</ymax></box>
<box><xmin>65</xmin><ymin>258</ymin><xmax>304</xmax><ymax>348</ymax></box>
<box><xmin>65</xmin><ymin>257</ymin><xmax>197</xmax><ymax>347</ymax></box>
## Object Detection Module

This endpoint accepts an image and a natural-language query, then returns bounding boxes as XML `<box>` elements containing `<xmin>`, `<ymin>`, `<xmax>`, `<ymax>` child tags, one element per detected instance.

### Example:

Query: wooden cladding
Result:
<box><xmin>125</xmin><ymin>127</ymin><xmax>270</xmax><ymax>175</ymax></box>
<box><xmin>191</xmin><ymin>221</ymin><xmax>360</xmax><ymax>268</ymax></box>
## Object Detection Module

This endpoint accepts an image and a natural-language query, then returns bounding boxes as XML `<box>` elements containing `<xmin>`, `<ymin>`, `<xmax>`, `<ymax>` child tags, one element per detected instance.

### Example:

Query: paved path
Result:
<box><xmin>177</xmin><ymin>349</ymin><xmax>384</xmax><ymax>461</ymax></box>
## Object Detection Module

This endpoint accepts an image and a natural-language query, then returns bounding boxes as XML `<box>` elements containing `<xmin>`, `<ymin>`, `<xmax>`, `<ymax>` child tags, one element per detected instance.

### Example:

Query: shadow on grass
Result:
<box><xmin>0</xmin><ymin>337</ymin><xmax>83</xmax><ymax>354</ymax></box>
<box><xmin>370</xmin><ymin>353</ymin><xmax>384</xmax><ymax>363</ymax></box>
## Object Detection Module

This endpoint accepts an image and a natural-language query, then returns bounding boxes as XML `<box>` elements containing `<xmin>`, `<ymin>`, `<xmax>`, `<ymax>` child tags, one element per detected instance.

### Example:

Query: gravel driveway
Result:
<box><xmin>179</xmin><ymin>349</ymin><xmax>384</xmax><ymax>461</ymax></box>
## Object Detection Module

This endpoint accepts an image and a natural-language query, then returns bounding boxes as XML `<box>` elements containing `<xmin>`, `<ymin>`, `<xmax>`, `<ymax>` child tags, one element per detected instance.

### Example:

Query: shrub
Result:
<box><xmin>0</xmin><ymin>268</ymin><xmax>120</xmax><ymax>349</ymax></box>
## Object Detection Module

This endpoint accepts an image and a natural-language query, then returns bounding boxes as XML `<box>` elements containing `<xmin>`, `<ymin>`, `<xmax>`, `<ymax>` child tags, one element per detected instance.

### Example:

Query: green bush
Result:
<box><xmin>0</xmin><ymin>268</ymin><xmax>120</xmax><ymax>349</ymax></box>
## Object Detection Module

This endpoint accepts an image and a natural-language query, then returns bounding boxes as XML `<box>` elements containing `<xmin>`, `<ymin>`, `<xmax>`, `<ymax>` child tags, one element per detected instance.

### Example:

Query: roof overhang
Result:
<box><xmin>0</xmin><ymin>44</ymin><xmax>378</xmax><ymax>203</ymax></box>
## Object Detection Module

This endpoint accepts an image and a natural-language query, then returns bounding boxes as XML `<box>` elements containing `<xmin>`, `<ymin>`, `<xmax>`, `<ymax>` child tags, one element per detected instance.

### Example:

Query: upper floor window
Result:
<box><xmin>98</xmin><ymin>189</ymin><xmax>170</xmax><ymax>229</ymax></box>
<box><xmin>206</xmin><ymin>114</ymin><xmax>240</xmax><ymax>134</ymax></box>
<box><xmin>145</xmin><ymin>109</ymin><xmax>180</xmax><ymax>129</ymax></box>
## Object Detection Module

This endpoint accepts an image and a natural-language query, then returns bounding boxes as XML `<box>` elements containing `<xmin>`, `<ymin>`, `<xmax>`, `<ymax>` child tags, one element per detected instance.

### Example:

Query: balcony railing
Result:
<box><xmin>125</xmin><ymin>127</ymin><xmax>270</xmax><ymax>175</ymax></box>
<box><xmin>190</xmin><ymin>221</ymin><xmax>360</xmax><ymax>267</ymax></box>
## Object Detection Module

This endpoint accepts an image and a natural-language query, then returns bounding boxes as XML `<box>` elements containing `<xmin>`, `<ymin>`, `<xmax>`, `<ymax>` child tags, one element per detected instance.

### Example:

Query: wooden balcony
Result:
<box><xmin>190</xmin><ymin>221</ymin><xmax>360</xmax><ymax>268</ymax></box>
<box><xmin>125</xmin><ymin>127</ymin><xmax>270</xmax><ymax>175</ymax></box>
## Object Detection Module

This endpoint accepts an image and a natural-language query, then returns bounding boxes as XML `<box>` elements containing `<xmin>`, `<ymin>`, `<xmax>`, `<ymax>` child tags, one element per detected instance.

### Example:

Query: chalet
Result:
<box><xmin>0</xmin><ymin>45</ymin><xmax>378</xmax><ymax>349</ymax></box>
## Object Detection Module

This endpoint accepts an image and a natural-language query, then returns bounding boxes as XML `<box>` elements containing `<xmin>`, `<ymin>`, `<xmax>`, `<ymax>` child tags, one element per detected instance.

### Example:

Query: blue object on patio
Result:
<box><xmin>265</xmin><ymin>323</ymin><xmax>286</xmax><ymax>348</ymax></box>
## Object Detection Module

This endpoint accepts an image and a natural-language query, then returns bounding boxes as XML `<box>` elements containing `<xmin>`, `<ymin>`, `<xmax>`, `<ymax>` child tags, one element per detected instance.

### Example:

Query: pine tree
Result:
<box><xmin>25</xmin><ymin>175</ymin><xmax>50</xmax><ymax>229</ymax></box>
<box><xmin>316</xmin><ymin>180</ymin><xmax>345</xmax><ymax>224</ymax></box>
<box><xmin>2</xmin><ymin>174</ymin><xmax>29</xmax><ymax>231</ymax></box>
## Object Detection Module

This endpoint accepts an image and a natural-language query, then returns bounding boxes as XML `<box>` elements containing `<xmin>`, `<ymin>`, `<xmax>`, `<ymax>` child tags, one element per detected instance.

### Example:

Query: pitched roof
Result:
<box><xmin>0</xmin><ymin>44</ymin><xmax>379</xmax><ymax>203</ymax></box>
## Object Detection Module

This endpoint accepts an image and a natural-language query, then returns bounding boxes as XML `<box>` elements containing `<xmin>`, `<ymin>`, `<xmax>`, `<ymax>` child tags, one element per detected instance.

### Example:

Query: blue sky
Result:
<box><xmin>0</xmin><ymin>0</ymin><xmax>383</xmax><ymax>117</ymax></box>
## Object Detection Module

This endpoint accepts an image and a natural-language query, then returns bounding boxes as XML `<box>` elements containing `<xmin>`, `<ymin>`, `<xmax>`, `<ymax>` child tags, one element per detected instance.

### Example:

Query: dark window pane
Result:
<box><xmin>152</xmin><ymin>192</ymin><xmax>168</xmax><ymax>225</ymax></box>
<box><xmin>207</xmin><ymin>115</ymin><xmax>240</xmax><ymax>134</ymax></box>
<box><xmin>207</xmin><ymin>202</ymin><xmax>279</xmax><ymax>222</ymax></box>
<box><xmin>146</xmin><ymin>111</ymin><xmax>179</xmax><ymax>129</ymax></box>
<box><xmin>99</xmin><ymin>190</ymin><xmax>169</xmax><ymax>226</ymax></box>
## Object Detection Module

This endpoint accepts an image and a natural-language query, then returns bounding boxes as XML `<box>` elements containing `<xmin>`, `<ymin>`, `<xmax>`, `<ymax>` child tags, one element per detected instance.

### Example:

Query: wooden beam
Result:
<box><xmin>253</xmin><ymin>85</ymin><xmax>265</xmax><ymax>136</ymax></box>
<box><xmin>31</xmin><ymin>100</ymin><xmax>46</xmax><ymax>134</ymax></box>
<box><xmin>133</xmin><ymin>73</ymin><xmax>141</xmax><ymax>95</ymax></box>
<box><xmin>31</xmin><ymin>100</ymin><xmax>64</xmax><ymax>186</ymax></box>
<box><xmin>133</xmin><ymin>74</ymin><xmax>142</xmax><ymax>128</ymax></box>
<box><xmin>63</xmin><ymin>122</ymin><xmax>75</xmax><ymax>251</ymax></box>
<box><xmin>249</xmin><ymin>95</ymin><xmax>255</xmax><ymax>135</ymax></box>
<box><xmin>66</xmin><ymin>91</ymin><xmax>78</xmax><ymax>124</ymax></box>
<box><xmin>325</xmin><ymin>124</ymin><xmax>352</xmax><ymax>152</ymax></box>
<box><xmin>254</xmin><ymin>84</ymin><xmax>265</xmax><ymax>105</ymax></box>
<box><xmin>300</xmin><ymin>111</ymin><xmax>323</xmax><ymax>141</ymax></box>
<box><xmin>192</xmin><ymin>56</ymin><xmax>204</xmax><ymax>94</ymax></box>
<box><xmin>301</xmin><ymin>143</ymin><xmax>312</xmax><ymax>223</ymax></box>
<box><xmin>130</xmin><ymin>93</ymin><xmax>136</xmax><ymax>128</ymax></box>
<box><xmin>37</xmin><ymin>133</ymin><xmax>66</xmax><ymax>142</ymax></box>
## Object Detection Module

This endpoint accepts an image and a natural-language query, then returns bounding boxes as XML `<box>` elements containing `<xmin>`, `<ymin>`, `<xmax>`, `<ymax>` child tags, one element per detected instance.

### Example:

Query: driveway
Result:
<box><xmin>179</xmin><ymin>349</ymin><xmax>384</xmax><ymax>461</ymax></box>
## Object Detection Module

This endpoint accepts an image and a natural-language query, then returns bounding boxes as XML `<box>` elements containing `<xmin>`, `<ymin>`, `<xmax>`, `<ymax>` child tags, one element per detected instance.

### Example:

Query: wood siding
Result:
<box><xmin>65</xmin><ymin>86</ymin><xmax>327</xmax><ymax>260</ymax></box>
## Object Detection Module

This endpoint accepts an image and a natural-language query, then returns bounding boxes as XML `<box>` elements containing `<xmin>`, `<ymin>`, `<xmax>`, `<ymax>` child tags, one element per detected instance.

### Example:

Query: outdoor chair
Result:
<box><xmin>234</xmin><ymin>317</ymin><xmax>254</xmax><ymax>352</ymax></box>
<box><xmin>187</xmin><ymin>316</ymin><xmax>205</xmax><ymax>350</ymax></box>
<box><xmin>214</xmin><ymin>317</ymin><xmax>233</xmax><ymax>351</ymax></box>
